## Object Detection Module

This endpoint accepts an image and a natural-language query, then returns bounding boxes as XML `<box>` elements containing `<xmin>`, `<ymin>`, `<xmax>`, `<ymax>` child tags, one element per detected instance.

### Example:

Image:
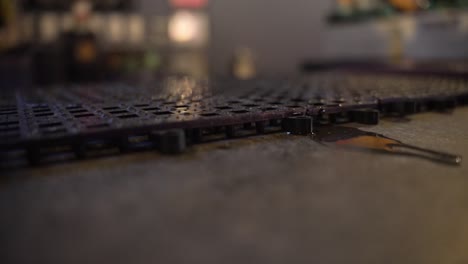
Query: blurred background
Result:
<box><xmin>1</xmin><ymin>0</ymin><xmax>468</xmax><ymax>87</ymax></box>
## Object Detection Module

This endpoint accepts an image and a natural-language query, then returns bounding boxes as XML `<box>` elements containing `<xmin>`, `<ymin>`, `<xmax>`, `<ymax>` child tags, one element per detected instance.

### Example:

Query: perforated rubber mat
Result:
<box><xmin>1</xmin><ymin>71</ymin><xmax>468</xmax><ymax>166</ymax></box>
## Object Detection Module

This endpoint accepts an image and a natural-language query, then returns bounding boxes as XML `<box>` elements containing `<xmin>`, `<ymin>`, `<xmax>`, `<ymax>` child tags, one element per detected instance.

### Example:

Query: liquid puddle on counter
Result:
<box><xmin>312</xmin><ymin>126</ymin><xmax>462</xmax><ymax>166</ymax></box>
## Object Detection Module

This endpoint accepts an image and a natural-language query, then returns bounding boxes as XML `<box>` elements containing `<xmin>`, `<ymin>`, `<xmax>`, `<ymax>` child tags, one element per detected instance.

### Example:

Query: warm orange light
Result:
<box><xmin>389</xmin><ymin>0</ymin><xmax>427</xmax><ymax>12</ymax></box>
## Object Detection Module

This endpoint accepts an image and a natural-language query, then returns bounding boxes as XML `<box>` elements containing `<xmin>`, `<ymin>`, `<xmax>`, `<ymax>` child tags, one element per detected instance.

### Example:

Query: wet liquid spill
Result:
<box><xmin>313</xmin><ymin>126</ymin><xmax>462</xmax><ymax>166</ymax></box>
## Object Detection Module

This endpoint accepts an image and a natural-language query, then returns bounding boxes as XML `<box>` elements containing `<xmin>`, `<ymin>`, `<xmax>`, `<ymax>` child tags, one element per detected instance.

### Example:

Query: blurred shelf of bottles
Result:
<box><xmin>1</xmin><ymin>0</ymin><xmax>212</xmax><ymax>83</ymax></box>
<box><xmin>5</xmin><ymin>12</ymin><xmax>169</xmax><ymax>48</ymax></box>
<box><xmin>21</xmin><ymin>0</ymin><xmax>131</xmax><ymax>12</ymax></box>
<box><xmin>328</xmin><ymin>0</ymin><xmax>468</xmax><ymax>24</ymax></box>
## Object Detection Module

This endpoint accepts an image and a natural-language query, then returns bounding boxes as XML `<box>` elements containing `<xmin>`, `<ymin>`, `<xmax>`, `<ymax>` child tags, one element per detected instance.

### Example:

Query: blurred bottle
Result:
<box><xmin>167</xmin><ymin>0</ymin><xmax>210</xmax><ymax>77</ymax></box>
<box><xmin>0</xmin><ymin>0</ymin><xmax>12</xmax><ymax>28</ymax></box>
<box><xmin>0</xmin><ymin>0</ymin><xmax>17</xmax><ymax>50</ymax></box>
<box><xmin>230</xmin><ymin>47</ymin><xmax>257</xmax><ymax>80</ymax></box>
<box><xmin>63</xmin><ymin>0</ymin><xmax>100</xmax><ymax>83</ymax></box>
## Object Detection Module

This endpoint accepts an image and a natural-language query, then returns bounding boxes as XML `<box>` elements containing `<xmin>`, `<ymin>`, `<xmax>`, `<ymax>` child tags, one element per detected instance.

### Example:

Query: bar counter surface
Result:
<box><xmin>1</xmin><ymin>107</ymin><xmax>468</xmax><ymax>264</ymax></box>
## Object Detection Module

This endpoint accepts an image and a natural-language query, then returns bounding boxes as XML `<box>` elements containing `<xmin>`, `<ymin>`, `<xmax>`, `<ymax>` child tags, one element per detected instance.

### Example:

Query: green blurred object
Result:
<box><xmin>328</xmin><ymin>0</ymin><xmax>397</xmax><ymax>24</ymax></box>
<box><xmin>456</xmin><ymin>0</ymin><xmax>468</xmax><ymax>7</ymax></box>
<box><xmin>459</xmin><ymin>0</ymin><xmax>468</xmax><ymax>7</ymax></box>
<box><xmin>144</xmin><ymin>51</ymin><xmax>162</xmax><ymax>71</ymax></box>
<box><xmin>328</xmin><ymin>0</ymin><xmax>468</xmax><ymax>24</ymax></box>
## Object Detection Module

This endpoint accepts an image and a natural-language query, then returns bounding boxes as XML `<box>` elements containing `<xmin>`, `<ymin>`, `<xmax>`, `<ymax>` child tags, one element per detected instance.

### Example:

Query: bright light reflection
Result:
<box><xmin>168</xmin><ymin>11</ymin><xmax>201</xmax><ymax>43</ymax></box>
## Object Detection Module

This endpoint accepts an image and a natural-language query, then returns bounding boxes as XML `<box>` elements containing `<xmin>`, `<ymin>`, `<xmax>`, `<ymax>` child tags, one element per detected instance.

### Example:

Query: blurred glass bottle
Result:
<box><xmin>63</xmin><ymin>0</ymin><xmax>100</xmax><ymax>83</ymax></box>
<box><xmin>0</xmin><ymin>0</ymin><xmax>18</xmax><ymax>50</ymax></box>
<box><xmin>230</xmin><ymin>47</ymin><xmax>256</xmax><ymax>80</ymax></box>
<box><xmin>167</xmin><ymin>0</ymin><xmax>210</xmax><ymax>77</ymax></box>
